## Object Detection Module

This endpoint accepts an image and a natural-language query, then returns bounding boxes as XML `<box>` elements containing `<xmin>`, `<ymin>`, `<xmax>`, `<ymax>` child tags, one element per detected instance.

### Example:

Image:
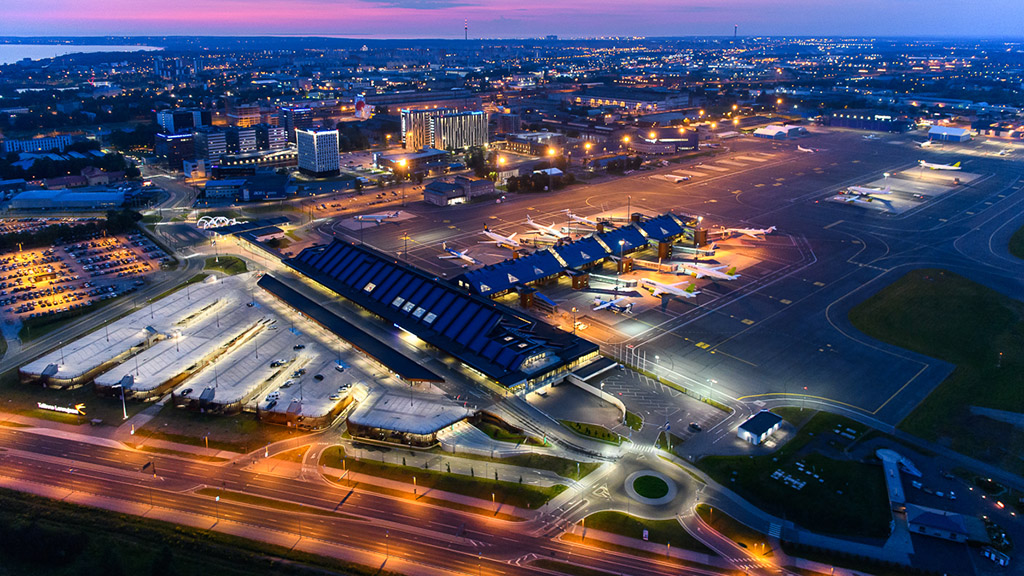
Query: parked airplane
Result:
<box><xmin>564</xmin><ymin>210</ymin><xmax>598</xmax><ymax>227</ymax></box>
<box><xmin>438</xmin><ymin>242</ymin><xmax>479</xmax><ymax>266</ymax></box>
<box><xmin>840</xmin><ymin>185</ymin><xmax>892</xmax><ymax>204</ymax></box>
<box><xmin>918</xmin><ymin>160</ymin><xmax>961</xmax><ymax>171</ymax></box>
<box><xmin>862</xmin><ymin>134</ymin><xmax>880</xmax><ymax>140</ymax></box>
<box><xmin>479</xmin><ymin>225</ymin><xmax>522</xmax><ymax>249</ymax></box>
<box><xmin>525</xmin><ymin>215</ymin><xmax>568</xmax><ymax>239</ymax></box>
<box><xmin>797</xmin><ymin>145</ymin><xmax>815</xmax><ymax>153</ymax></box>
<box><xmin>710</xmin><ymin>226</ymin><xmax>776</xmax><ymax>240</ymax></box>
<box><xmin>674</xmin><ymin>261</ymin><xmax>740</xmax><ymax>281</ymax></box>
<box><xmin>917</xmin><ymin>140</ymin><xmax>936</xmax><ymax>148</ymax></box>
<box><xmin>592</xmin><ymin>296</ymin><xmax>634</xmax><ymax>314</ymax></box>
<box><xmin>354</xmin><ymin>211</ymin><xmax>401</xmax><ymax>224</ymax></box>
<box><xmin>639</xmin><ymin>278</ymin><xmax>700</xmax><ymax>299</ymax></box>
<box><xmin>998</xmin><ymin>149</ymin><xmax>1011</xmax><ymax>156</ymax></box>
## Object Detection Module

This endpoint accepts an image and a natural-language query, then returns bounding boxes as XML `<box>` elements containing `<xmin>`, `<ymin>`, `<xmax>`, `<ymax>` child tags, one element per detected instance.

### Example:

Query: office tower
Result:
<box><xmin>430</xmin><ymin>111</ymin><xmax>488</xmax><ymax>150</ymax></box>
<box><xmin>154</xmin><ymin>133</ymin><xmax>195</xmax><ymax>170</ymax></box>
<box><xmin>296</xmin><ymin>129</ymin><xmax>340</xmax><ymax>177</ymax></box>
<box><xmin>401</xmin><ymin>108</ymin><xmax>449</xmax><ymax>150</ymax></box>
<box><xmin>194</xmin><ymin>127</ymin><xmax>228</xmax><ymax>163</ymax></box>
<box><xmin>157</xmin><ymin>109</ymin><xmax>211</xmax><ymax>135</ymax></box>
<box><xmin>255</xmin><ymin>124</ymin><xmax>288</xmax><ymax>151</ymax></box>
<box><xmin>280</xmin><ymin>106</ymin><xmax>314</xmax><ymax>142</ymax></box>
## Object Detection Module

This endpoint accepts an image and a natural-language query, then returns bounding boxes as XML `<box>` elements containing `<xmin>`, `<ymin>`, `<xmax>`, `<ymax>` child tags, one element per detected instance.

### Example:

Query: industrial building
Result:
<box><xmin>9</xmin><ymin>188</ymin><xmax>125</xmax><ymax>211</ymax></box>
<box><xmin>374</xmin><ymin>147</ymin><xmax>450</xmax><ymax>174</ymax></box>
<box><xmin>296</xmin><ymin>128</ymin><xmax>340</xmax><ymax>177</ymax></box>
<box><xmin>824</xmin><ymin>110</ymin><xmax>912</xmax><ymax>133</ymax></box>
<box><xmin>753</xmin><ymin>125</ymin><xmax>809</xmax><ymax>140</ymax></box>
<box><xmin>423</xmin><ymin>175</ymin><xmax>495</xmax><ymax>206</ymax></box>
<box><xmin>927</xmin><ymin>125</ymin><xmax>972</xmax><ymax>142</ymax></box>
<box><xmin>564</xmin><ymin>86</ymin><xmax>688</xmax><ymax>113</ymax></box>
<box><xmin>286</xmin><ymin>240</ymin><xmax>600</xmax><ymax>393</ymax></box>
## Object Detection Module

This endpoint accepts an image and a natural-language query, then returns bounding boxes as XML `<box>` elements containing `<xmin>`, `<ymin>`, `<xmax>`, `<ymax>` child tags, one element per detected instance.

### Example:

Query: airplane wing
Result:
<box><xmin>438</xmin><ymin>255</ymin><xmax>459</xmax><ymax>259</ymax></box>
<box><xmin>593</xmin><ymin>300</ymin><xmax>612</xmax><ymax>311</ymax></box>
<box><xmin>650</xmin><ymin>287</ymin><xmax>665</xmax><ymax>298</ymax></box>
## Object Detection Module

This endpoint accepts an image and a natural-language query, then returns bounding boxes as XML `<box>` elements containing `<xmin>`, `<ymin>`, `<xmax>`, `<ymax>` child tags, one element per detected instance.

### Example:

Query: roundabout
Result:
<box><xmin>624</xmin><ymin>470</ymin><xmax>677</xmax><ymax>506</ymax></box>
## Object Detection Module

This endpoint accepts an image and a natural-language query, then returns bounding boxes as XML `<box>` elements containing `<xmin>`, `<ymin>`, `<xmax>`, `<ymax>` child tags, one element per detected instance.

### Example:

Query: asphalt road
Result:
<box><xmin>0</xmin><ymin>426</ymin><xmax>730</xmax><ymax>576</ymax></box>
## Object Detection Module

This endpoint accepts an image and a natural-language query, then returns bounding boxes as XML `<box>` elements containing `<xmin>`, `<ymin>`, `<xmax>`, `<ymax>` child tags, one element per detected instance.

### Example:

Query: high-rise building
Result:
<box><xmin>296</xmin><ymin>129</ymin><xmax>340</xmax><ymax>177</ymax></box>
<box><xmin>226</xmin><ymin>99</ymin><xmax>261</xmax><ymax>128</ymax></box>
<box><xmin>154</xmin><ymin>133</ymin><xmax>195</xmax><ymax>170</ymax></box>
<box><xmin>255</xmin><ymin>124</ymin><xmax>288</xmax><ymax>151</ymax></box>
<box><xmin>430</xmin><ymin>111</ymin><xmax>488</xmax><ymax>150</ymax></box>
<box><xmin>401</xmin><ymin>108</ymin><xmax>451</xmax><ymax>150</ymax></box>
<box><xmin>156</xmin><ymin>109</ymin><xmax>211</xmax><ymax>135</ymax></box>
<box><xmin>2</xmin><ymin>134</ymin><xmax>74</xmax><ymax>153</ymax></box>
<box><xmin>194</xmin><ymin>127</ymin><xmax>228</xmax><ymax>163</ymax></box>
<box><xmin>495</xmin><ymin>113</ymin><xmax>521</xmax><ymax>135</ymax></box>
<box><xmin>226</xmin><ymin>127</ymin><xmax>258</xmax><ymax>154</ymax></box>
<box><xmin>280</xmin><ymin>106</ymin><xmax>314</xmax><ymax>142</ymax></box>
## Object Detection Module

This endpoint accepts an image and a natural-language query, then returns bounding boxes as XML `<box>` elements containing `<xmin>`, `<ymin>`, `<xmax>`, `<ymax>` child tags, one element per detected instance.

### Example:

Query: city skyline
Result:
<box><xmin>4</xmin><ymin>0</ymin><xmax>1024</xmax><ymax>38</ymax></box>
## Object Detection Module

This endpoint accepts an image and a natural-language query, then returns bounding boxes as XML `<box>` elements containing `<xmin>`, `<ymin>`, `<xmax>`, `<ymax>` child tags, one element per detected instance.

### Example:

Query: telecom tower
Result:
<box><xmin>465</xmin><ymin>19</ymin><xmax>468</xmax><ymax>40</ymax></box>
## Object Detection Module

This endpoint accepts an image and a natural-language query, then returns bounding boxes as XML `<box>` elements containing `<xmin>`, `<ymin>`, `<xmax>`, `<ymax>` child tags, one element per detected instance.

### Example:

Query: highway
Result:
<box><xmin>0</xmin><ymin>426</ymin><xmax>732</xmax><ymax>576</ymax></box>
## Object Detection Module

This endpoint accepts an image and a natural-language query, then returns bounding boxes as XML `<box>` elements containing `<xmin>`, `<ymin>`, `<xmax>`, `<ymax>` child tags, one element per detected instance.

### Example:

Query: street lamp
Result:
<box><xmin>397</xmin><ymin>158</ymin><xmax>408</xmax><ymax>206</ymax></box>
<box><xmin>112</xmin><ymin>383</ymin><xmax>128</xmax><ymax>420</ymax></box>
<box><xmin>617</xmin><ymin>239</ymin><xmax>625</xmax><ymax>288</ymax></box>
<box><xmin>571</xmin><ymin>307</ymin><xmax>577</xmax><ymax>335</ymax></box>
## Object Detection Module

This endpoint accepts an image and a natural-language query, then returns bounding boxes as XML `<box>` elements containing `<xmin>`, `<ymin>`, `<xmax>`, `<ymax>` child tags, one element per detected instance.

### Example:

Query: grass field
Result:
<box><xmin>0</xmin><ymin>487</ymin><xmax>398</xmax><ymax>576</ymax></box>
<box><xmin>0</xmin><ymin>368</ymin><xmax>147</xmax><ymax>425</ymax></box>
<box><xmin>632</xmin><ymin>475</ymin><xmax>669</xmax><ymax>498</ymax></box>
<box><xmin>472</xmin><ymin>419</ymin><xmax>544</xmax><ymax>446</ymax></box>
<box><xmin>1010</xmin><ymin>225</ymin><xmax>1024</xmax><ymax>260</ymax></box>
<box><xmin>849</xmin><ymin>269</ymin><xmax>1024</xmax><ymax>474</ymax></box>
<box><xmin>320</xmin><ymin>448</ymin><xmax>566</xmax><ymax>510</ymax></box>
<box><xmin>696</xmin><ymin>504</ymin><xmax>773</xmax><ymax>554</ymax></box>
<box><xmin>431</xmin><ymin>449</ymin><xmax>600</xmax><ymax>480</ymax></box>
<box><xmin>559</xmin><ymin>420</ymin><xmax>624</xmax><ymax>445</ymax></box>
<box><xmin>203</xmin><ymin>256</ymin><xmax>247</xmax><ymax>276</ymax></box>
<box><xmin>580</xmin><ymin>511</ymin><xmax>714</xmax><ymax>554</ymax></box>
<box><xmin>697</xmin><ymin>412</ymin><xmax>891</xmax><ymax>539</ymax></box>
<box><xmin>136</xmin><ymin>404</ymin><xmax>301</xmax><ymax>453</ymax></box>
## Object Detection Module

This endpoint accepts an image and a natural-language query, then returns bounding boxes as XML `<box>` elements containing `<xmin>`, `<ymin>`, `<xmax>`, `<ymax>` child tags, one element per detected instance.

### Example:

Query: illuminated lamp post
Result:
<box><xmin>397</xmin><ymin>158</ymin><xmax>408</xmax><ymax>206</ymax></box>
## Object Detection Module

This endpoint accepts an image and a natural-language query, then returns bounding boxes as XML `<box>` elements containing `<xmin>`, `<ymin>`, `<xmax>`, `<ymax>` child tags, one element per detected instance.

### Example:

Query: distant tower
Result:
<box><xmin>465</xmin><ymin>19</ymin><xmax>468</xmax><ymax>40</ymax></box>
<box><xmin>734</xmin><ymin>24</ymin><xmax>738</xmax><ymax>39</ymax></box>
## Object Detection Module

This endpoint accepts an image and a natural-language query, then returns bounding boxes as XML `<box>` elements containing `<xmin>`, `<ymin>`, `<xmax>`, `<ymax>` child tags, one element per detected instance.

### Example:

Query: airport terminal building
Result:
<box><xmin>286</xmin><ymin>240</ymin><xmax>600</xmax><ymax>393</ymax></box>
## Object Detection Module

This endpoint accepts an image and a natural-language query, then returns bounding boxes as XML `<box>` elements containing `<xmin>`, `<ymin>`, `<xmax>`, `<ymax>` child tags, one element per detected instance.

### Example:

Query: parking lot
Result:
<box><xmin>0</xmin><ymin>230</ymin><xmax>167</xmax><ymax>321</ymax></box>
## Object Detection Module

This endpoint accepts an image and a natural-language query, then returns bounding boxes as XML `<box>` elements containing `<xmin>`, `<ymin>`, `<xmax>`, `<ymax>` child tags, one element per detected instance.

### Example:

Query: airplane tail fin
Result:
<box><xmin>685</xmin><ymin>284</ymin><xmax>697</xmax><ymax>293</ymax></box>
<box><xmin>625</xmin><ymin>303</ymin><xmax>633</xmax><ymax>313</ymax></box>
<box><xmin>526</xmin><ymin>215</ymin><xmax>534</xmax><ymax>223</ymax></box>
<box><xmin>767</xmin><ymin>226</ymin><xmax>776</xmax><ymax>233</ymax></box>
<box><xmin>881</xmin><ymin>185</ymin><xmax>891</xmax><ymax>194</ymax></box>
<box><xmin>953</xmin><ymin>161</ymin><xmax>961</xmax><ymax>167</ymax></box>
<box><xmin>726</xmin><ymin>266</ymin><xmax>737</xmax><ymax>276</ymax></box>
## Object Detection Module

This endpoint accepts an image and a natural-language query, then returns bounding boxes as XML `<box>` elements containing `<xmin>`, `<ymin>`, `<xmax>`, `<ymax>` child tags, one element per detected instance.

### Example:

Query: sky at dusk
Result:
<box><xmin>3</xmin><ymin>0</ymin><xmax>1023</xmax><ymax>38</ymax></box>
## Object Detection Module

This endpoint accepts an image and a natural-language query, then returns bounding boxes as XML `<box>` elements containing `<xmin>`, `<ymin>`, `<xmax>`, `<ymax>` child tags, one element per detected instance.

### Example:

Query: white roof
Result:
<box><xmin>753</xmin><ymin>125</ymin><xmax>791</xmax><ymax>136</ymax></box>
<box><xmin>348</xmin><ymin>391</ymin><xmax>471</xmax><ymax>435</ymax></box>
<box><xmin>928</xmin><ymin>126</ymin><xmax>970</xmax><ymax>136</ymax></box>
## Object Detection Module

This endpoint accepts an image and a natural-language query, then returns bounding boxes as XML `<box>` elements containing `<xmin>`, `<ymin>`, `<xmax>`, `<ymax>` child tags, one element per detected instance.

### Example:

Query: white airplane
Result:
<box><xmin>592</xmin><ymin>296</ymin><xmax>633</xmax><ymax>314</ymax></box>
<box><xmin>917</xmin><ymin>140</ymin><xmax>935</xmax><ymax>148</ymax></box>
<box><xmin>918</xmin><ymin>160</ymin><xmax>961</xmax><ymax>171</ymax></box>
<box><xmin>564</xmin><ymin>210</ymin><xmax>598</xmax><ymax>227</ymax></box>
<box><xmin>525</xmin><ymin>215</ymin><xmax>568</xmax><ymax>239</ymax></box>
<box><xmin>438</xmin><ymin>242</ymin><xmax>479</xmax><ymax>266</ymax></box>
<box><xmin>862</xmin><ymin>134</ymin><xmax>880</xmax><ymax>140</ymax></box>
<box><xmin>675</xmin><ymin>261</ymin><xmax>740</xmax><ymax>281</ymax></box>
<box><xmin>846</xmin><ymin>184</ymin><xmax>891</xmax><ymax>196</ymax></box>
<box><xmin>639</xmin><ymin>278</ymin><xmax>700</xmax><ymax>299</ymax></box>
<box><xmin>355</xmin><ymin>211</ymin><xmax>401</xmax><ymax>224</ymax></box>
<box><xmin>797</xmin><ymin>145</ymin><xmax>815</xmax><ymax>153</ymax></box>
<box><xmin>479</xmin><ymin>225</ymin><xmax>522</xmax><ymax>249</ymax></box>
<box><xmin>998</xmin><ymin>149</ymin><xmax>1011</xmax><ymax>156</ymax></box>
<box><xmin>715</xmin><ymin>226</ymin><xmax>776</xmax><ymax>240</ymax></box>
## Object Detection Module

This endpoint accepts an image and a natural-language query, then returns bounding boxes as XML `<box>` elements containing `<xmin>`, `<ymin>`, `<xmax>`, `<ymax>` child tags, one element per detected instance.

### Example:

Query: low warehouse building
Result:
<box><xmin>737</xmin><ymin>410</ymin><xmax>783</xmax><ymax>445</ymax></box>
<box><xmin>928</xmin><ymin>126</ymin><xmax>972</xmax><ymax>142</ymax></box>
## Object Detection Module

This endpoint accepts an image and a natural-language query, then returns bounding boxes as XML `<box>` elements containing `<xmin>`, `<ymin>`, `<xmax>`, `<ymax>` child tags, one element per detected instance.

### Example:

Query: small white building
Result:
<box><xmin>737</xmin><ymin>410</ymin><xmax>783</xmax><ymax>445</ymax></box>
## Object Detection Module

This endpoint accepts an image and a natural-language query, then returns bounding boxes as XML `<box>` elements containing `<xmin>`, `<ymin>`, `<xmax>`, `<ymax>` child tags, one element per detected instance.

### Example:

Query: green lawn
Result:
<box><xmin>203</xmin><ymin>256</ymin><xmax>247</xmax><ymax>276</ymax></box>
<box><xmin>434</xmin><ymin>450</ymin><xmax>600</xmax><ymax>480</ymax></box>
<box><xmin>320</xmin><ymin>448</ymin><xmax>566</xmax><ymax>510</ymax></box>
<box><xmin>0</xmin><ymin>368</ymin><xmax>147</xmax><ymax>425</ymax></box>
<box><xmin>697</xmin><ymin>412</ymin><xmax>891</xmax><ymax>539</ymax></box>
<box><xmin>581</xmin><ymin>511</ymin><xmax>715</xmax><ymax>554</ymax></box>
<box><xmin>559</xmin><ymin>420</ymin><xmax>625</xmax><ymax>445</ymax></box>
<box><xmin>849</xmin><ymin>269</ymin><xmax>1024</xmax><ymax>474</ymax></box>
<box><xmin>472</xmin><ymin>419</ymin><xmax>544</xmax><ymax>446</ymax></box>
<box><xmin>624</xmin><ymin>410</ymin><xmax>644</xmax><ymax>431</ymax></box>
<box><xmin>633</xmin><ymin>475</ymin><xmax>669</xmax><ymax>498</ymax></box>
<box><xmin>656</xmin><ymin>430</ymin><xmax>686</xmax><ymax>453</ymax></box>
<box><xmin>136</xmin><ymin>404</ymin><xmax>302</xmax><ymax>453</ymax></box>
<box><xmin>0</xmin><ymin>487</ymin><xmax>399</xmax><ymax>576</ymax></box>
<box><xmin>696</xmin><ymin>504</ymin><xmax>773</xmax><ymax>553</ymax></box>
<box><xmin>1010</xmin><ymin>225</ymin><xmax>1024</xmax><ymax>260</ymax></box>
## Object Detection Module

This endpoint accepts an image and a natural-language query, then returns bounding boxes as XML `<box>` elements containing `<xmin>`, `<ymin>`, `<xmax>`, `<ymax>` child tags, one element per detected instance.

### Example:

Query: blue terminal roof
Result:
<box><xmin>286</xmin><ymin>240</ymin><xmax>598</xmax><ymax>388</ymax></box>
<box><xmin>258</xmin><ymin>274</ymin><xmax>443</xmax><ymax>383</ymax></box>
<box><xmin>596</xmin><ymin>224</ymin><xmax>648</xmax><ymax>253</ymax></box>
<box><xmin>459</xmin><ymin>249</ymin><xmax>563</xmax><ymax>296</ymax></box>
<box><xmin>552</xmin><ymin>236</ymin><xmax>610</xmax><ymax>269</ymax></box>
<box><xmin>637</xmin><ymin>214</ymin><xmax>685</xmax><ymax>242</ymax></box>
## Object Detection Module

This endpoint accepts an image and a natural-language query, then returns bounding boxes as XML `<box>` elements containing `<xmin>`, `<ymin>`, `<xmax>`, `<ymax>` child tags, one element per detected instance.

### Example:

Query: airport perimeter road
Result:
<box><xmin>0</xmin><ymin>426</ymin><xmax>732</xmax><ymax>576</ymax></box>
